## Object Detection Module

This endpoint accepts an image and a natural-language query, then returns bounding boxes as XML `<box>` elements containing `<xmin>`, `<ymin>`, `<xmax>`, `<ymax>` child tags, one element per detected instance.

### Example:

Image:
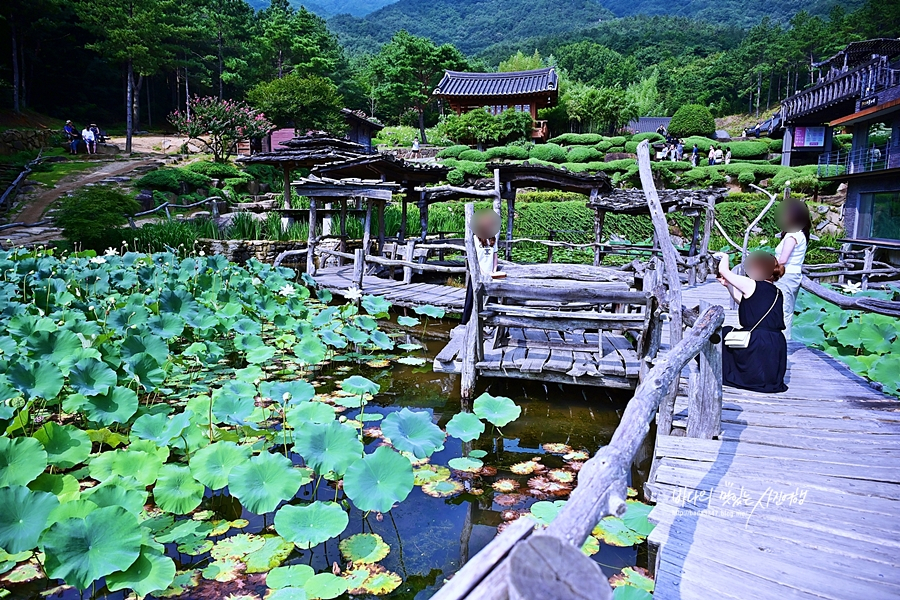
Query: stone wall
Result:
<box><xmin>196</xmin><ymin>238</ymin><xmax>306</xmax><ymax>267</ymax></box>
<box><xmin>0</xmin><ymin>129</ymin><xmax>55</xmax><ymax>155</ymax></box>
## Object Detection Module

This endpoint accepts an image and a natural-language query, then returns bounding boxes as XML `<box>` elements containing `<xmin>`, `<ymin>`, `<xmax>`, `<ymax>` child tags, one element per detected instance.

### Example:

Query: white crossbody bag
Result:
<box><xmin>724</xmin><ymin>289</ymin><xmax>781</xmax><ymax>349</ymax></box>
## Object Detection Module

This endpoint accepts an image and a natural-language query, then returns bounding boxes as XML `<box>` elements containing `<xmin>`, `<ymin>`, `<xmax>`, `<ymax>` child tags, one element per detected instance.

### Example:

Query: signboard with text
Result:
<box><xmin>794</xmin><ymin>126</ymin><xmax>826</xmax><ymax>148</ymax></box>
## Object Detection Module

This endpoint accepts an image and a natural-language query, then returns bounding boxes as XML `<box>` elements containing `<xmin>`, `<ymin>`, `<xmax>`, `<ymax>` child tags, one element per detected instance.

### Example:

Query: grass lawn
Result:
<box><xmin>28</xmin><ymin>160</ymin><xmax>98</xmax><ymax>186</ymax></box>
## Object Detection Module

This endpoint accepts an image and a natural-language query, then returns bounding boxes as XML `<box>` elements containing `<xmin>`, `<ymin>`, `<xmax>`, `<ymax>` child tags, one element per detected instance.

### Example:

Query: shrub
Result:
<box><xmin>768</xmin><ymin>137</ymin><xmax>784</xmax><ymax>153</ymax></box>
<box><xmin>117</xmin><ymin>219</ymin><xmax>208</xmax><ymax>253</ymax></box>
<box><xmin>485</xmin><ymin>145</ymin><xmax>530</xmax><ymax>160</ymax></box>
<box><xmin>241</xmin><ymin>164</ymin><xmax>282</xmax><ymax>189</ymax></box>
<box><xmin>738</xmin><ymin>171</ymin><xmax>756</xmax><ymax>186</ymax></box>
<box><xmin>668</xmin><ymin>104</ymin><xmax>716</xmax><ymax>138</ymax></box>
<box><xmin>441</xmin><ymin>159</ymin><xmax>489</xmax><ymax>178</ymax></box>
<box><xmin>682</xmin><ymin>136</ymin><xmax>717</xmax><ymax>153</ymax></box>
<box><xmin>516</xmin><ymin>191</ymin><xmax>588</xmax><ymax>203</ymax></box>
<box><xmin>566</xmin><ymin>146</ymin><xmax>604</xmax><ymax>163</ymax></box>
<box><xmin>595</xmin><ymin>140</ymin><xmax>612</xmax><ymax>152</ymax></box>
<box><xmin>624</xmin><ymin>140</ymin><xmax>658</xmax><ymax>155</ymax></box>
<box><xmin>529</xmin><ymin>143</ymin><xmax>567</xmax><ymax>163</ymax></box>
<box><xmin>679</xmin><ymin>166</ymin><xmax>727</xmax><ymax>188</ymax></box>
<box><xmin>437</xmin><ymin>145</ymin><xmax>470</xmax><ymax>159</ymax></box>
<box><xmin>605</xmin><ymin>136</ymin><xmax>627</xmax><ymax>146</ymax></box>
<box><xmin>631</xmin><ymin>132</ymin><xmax>664</xmax><ymax>143</ymax></box>
<box><xmin>608</xmin><ymin>146</ymin><xmax>626</xmax><ymax>153</ymax></box>
<box><xmin>547</xmin><ymin>133</ymin><xmax>604</xmax><ymax>145</ymax></box>
<box><xmin>169</xmin><ymin>96</ymin><xmax>273</xmax><ymax>163</ymax></box>
<box><xmin>727</xmin><ymin>141</ymin><xmax>770</xmax><ymax>159</ymax></box>
<box><xmin>185</xmin><ymin>161</ymin><xmax>243</xmax><ymax>179</ymax></box>
<box><xmin>135</xmin><ymin>167</ymin><xmax>212</xmax><ymax>192</ymax></box>
<box><xmin>446</xmin><ymin>169</ymin><xmax>465</xmax><ymax>185</ymax></box>
<box><xmin>56</xmin><ymin>187</ymin><xmax>141</xmax><ymax>250</ymax></box>
<box><xmin>458</xmin><ymin>149</ymin><xmax>489</xmax><ymax>162</ymax></box>
<box><xmin>602</xmin><ymin>158</ymin><xmax>637</xmax><ymax>173</ymax></box>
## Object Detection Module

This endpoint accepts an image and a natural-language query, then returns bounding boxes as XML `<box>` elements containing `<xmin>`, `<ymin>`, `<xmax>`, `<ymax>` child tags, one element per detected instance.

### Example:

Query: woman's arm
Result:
<box><xmin>777</xmin><ymin>235</ymin><xmax>797</xmax><ymax>265</ymax></box>
<box><xmin>714</xmin><ymin>253</ymin><xmax>756</xmax><ymax>299</ymax></box>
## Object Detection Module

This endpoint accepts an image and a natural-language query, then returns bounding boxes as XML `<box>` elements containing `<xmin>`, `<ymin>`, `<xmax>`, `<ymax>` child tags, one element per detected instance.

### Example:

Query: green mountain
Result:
<box><xmin>244</xmin><ymin>0</ymin><xmax>397</xmax><ymax>17</ymax></box>
<box><xmin>328</xmin><ymin>0</ymin><xmax>614</xmax><ymax>55</ymax></box>
<box><xmin>600</xmin><ymin>0</ymin><xmax>865</xmax><ymax>27</ymax></box>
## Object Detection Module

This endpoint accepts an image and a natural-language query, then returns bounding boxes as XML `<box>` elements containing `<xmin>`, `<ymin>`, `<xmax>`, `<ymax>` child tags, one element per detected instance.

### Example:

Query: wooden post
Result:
<box><xmin>698</xmin><ymin>197</ymin><xmax>715</xmax><ymax>281</ymax></box>
<box><xmin>546</xmin><ymin>230</ymin><xmax>555</xmax><ymax>264</ymax></box>
<box><xmin>419</xmin><ymin>193</ymin><xmax>428</xmax><ymax>241</ymax></box>
<box><xmin>281</xmin><ymin>166</ymin><xmax>293</xmax><ymax>230</ymax></box>
<box><xmin>306</xmin><ymin>197</ymin><xmax>317</xmax><ymax>276</ymax></box>
<box><xmin>339</xmin><ymin>198</ymin><xmax>348</xmax><ymax>266</ymax></box>
<box><xmin>687</xmin><ymin>300</ymin><xmax>723</xmax><ymax>439</ymax></box>
<box><xmin>507</xmin><ymin>536</ymin><xmax>612</xmax><ymax>600</ymax></box>
<box><xmin>862</xmin><ymin>245</ymin><xmax>875</xmax><ymax>290</ymax></box>
<box><xmin>461</xmin><ymin>203</ymin><xmax>483</xmax><ymax>399</ymax></box>
<box><xmin>362</xmin><ymin>200</ymin><xmax>373</xmax><ymax>257</ymax></box>
<box><xmin>505</xmin><ymin>183</ymin><xmax>515</xmax><ymax>261</ymax></box>
<box><xmin>593</xmin><ymin>204</ymin><xmax>606</xmax><ymax>267</ymax></box>
<box><xmin>637</xmin><ymin>141</ymin><xmax>683</xmax><ymax>437</ymax></box>
<box><xmin>322</xmin><ymin>202</ymin><xmax>333</xmax><ymax>236</ymax></box>
<box><xmin>402</xmin><ymin>240</ymin><xmax>416</xmax><ymax>284</ymax></box>
<box><xmin>377</xmin><ymin>200</ymin><xmax>386</xmax><ymax>253</ymax></box>
<box><xmin>400</xmin><ymin>190</ymin><xmax>411</xmax><ymax>243</ymax></box>
<box><xmin>352</xmin><ymin>248</ymin><xmax>365</xmax><ymax>290</ymax></box>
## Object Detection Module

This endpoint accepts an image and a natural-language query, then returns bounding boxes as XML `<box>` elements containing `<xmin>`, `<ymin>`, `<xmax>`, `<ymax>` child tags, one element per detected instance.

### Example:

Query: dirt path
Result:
<box><xmin>13</xmin><ymin>159</ymin><xmax>159</xmax><ymax>223</ymax></box>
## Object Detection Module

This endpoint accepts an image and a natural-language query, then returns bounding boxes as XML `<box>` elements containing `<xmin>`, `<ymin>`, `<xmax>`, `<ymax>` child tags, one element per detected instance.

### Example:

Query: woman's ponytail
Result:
<box><xmin>773</xmin><ymin>262</ymin><xmax>786</xmax><ymax>281</ymax></box>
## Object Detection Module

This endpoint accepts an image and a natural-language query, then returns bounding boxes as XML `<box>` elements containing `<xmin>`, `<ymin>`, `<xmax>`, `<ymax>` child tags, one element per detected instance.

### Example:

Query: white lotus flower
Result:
<box><xmin>344</xmin><ymin>286</ymin><xmax>363</xmax><ymax>300</ymax></box>
<box><xmin>199</xmin><ymin>250</ymin><xmax>206</xmax><ymax>256</ymax></box>
<box><xmin>840</xmin><ymin>282</ymin><xmax>862</xmax><ymax>295</ymax></box>
<box><xmin>104</xmin><ymin>247</ymin><xmax>119</xmax><ymax>256</ymax></box>
<box><xmin>251</xmin><ymin>277</ymin><xmax>262</xmax><ymax>286</ymax></box>
<box><xmin>278</xmin><ymin>284</ymin><xmax>295</xmax><ymax>297</ymax></box>
<box><xmin>282</xmin><ymin>392</ymin><xmax>291</xmax><ymax>402</ymax></box>
<box><xmin>89</xmin><ymin>256</ymin><xmax>106</xmax><ymax>265</ymax></box>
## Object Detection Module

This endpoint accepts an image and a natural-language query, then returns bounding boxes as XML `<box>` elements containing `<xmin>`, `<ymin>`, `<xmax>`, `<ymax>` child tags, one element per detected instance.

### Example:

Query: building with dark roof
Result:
<box><xmin>627</xmin><ymin>117</ymin><xmax>671</xmax><ymax>135</ymax></box>
<box><xmin>434</xmin><ymin>68</ymin><xmax>559</xmax><ymax>141</ymax></box>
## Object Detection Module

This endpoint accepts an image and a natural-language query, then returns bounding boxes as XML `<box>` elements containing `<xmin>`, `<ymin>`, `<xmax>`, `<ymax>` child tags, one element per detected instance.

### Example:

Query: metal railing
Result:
<box><xmin>783</xmin><ymin>58</ymin><xmax>900</xmax><ymax>121</ymax></box>
<box><xmin>817</xmin><ymin>142</ymin><xmax>900</xmax><ymax>177</ymax></box>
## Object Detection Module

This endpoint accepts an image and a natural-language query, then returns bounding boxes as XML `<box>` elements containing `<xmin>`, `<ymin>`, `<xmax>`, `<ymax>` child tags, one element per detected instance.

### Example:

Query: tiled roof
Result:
<box><xmin>434</xmin><ymin>68</ymin><xmax>558</xmax><ymax>97</ymax></box>
<box><xmin>813</xmin><ymin>38</ymin><xmax>900</xmax><ymax>71</ymax></box>
<box><xmin>628</xmin><ymin>117</ymin><xmax>671</xmax><ymax>134</ymax></box>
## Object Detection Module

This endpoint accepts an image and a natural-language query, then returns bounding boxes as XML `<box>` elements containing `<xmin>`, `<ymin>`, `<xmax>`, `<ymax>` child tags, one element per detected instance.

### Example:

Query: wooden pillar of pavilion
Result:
<box><xmin>338</xmin><ymin>198</ymin><xmax>348</xmax><ymax>267</ymax></box>
<box><xmin>281</xmin><ymin>166</ymin><xmax>293</xmax><ymax>230</ymax></box>
<box><xmin>591</xmin><ymin>189</ymin><xmax>605</xmax><ymax>267</ymax></box>
<box><xmin>307</xmin><ymin>197</ymin><xmax>317</xmax><ymax>276</ymax></box>
<box><xmin>362</xmin><ymin>200</ymin><xmax>373</xmax><ymax>256</ymax></box>
<box><xmin>503</xmin><ymin>182</ymin><xmax>515</xmax><ymax>261</ymax></box>
<box><xmin>418</xmin><ymin>191</ymin><xmax>428</xmax><ymax>241</ymax></box>
<box><xmin>377</xmin><ymin>201</ymin><xmax>386</xmax><ymax>253</ymax></box>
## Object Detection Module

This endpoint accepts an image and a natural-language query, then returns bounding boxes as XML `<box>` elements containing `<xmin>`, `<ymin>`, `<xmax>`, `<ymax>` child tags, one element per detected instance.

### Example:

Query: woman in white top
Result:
<box><xmin>773</xmin><ymin>199</ymin><xmax>811</xmax><ymax>339</ymax></box>
<box><xmin>461</xmin><ymin>209</ymin><xmax>501</xmax><ymax>324</ymax></box>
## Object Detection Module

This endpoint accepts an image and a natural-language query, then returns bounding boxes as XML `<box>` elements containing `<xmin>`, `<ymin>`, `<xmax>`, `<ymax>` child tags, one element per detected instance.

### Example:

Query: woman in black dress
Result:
<box><xmin>714</xmin><ymin>251</ymin><xmax>788</xmax><ymax>393</ymax></box>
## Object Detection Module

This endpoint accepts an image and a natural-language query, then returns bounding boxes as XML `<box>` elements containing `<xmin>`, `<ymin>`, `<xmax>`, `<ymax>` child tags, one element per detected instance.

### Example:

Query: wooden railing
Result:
<box><xmin>0</xmin><ymin>151</ymin><xmax>44</xmax><ymax>214</ymax></box>
<box><xmin>433</xmin><ymin>304</ymin><xmax>725</xmax><ymax>600</ymax></box>
<box><xmin>127</xmin><ymin>196</ymin><xmax>223</xmax><ymax>228</ymax></box>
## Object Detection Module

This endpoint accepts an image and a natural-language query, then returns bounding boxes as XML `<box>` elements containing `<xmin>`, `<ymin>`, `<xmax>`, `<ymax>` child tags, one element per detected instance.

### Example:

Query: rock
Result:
<box><xmin>837</xmin><ymin>182</ymin><xmax>848</xmax><ymax>193</ymax></box>
<box><xmin>247</xmin><ymin>181</ymin><xmax>260</xmax><ymax>195</ymax></box>
<box><xmin>817</xmin><ymin>204</ymin><xmax>829</xmax><ymax>214</ymax></box>
<box><xmin>815</xmin><ymin>220</ymin><xmax>829</xmax><ymax>232</ymax></box>
<box><xmin>259</xmin><ymin>183</ymin><xmax>270</xmax><ymax>194</ymax></box>
<box><xmin>95</xmin><ymin>143</ymin><xmax>120</xmax><ymax>155</ymax></box>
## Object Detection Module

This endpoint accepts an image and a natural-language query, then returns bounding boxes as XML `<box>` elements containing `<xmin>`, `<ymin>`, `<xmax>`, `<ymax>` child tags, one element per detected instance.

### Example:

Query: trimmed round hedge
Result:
<box><xmin>631</xmin><ymin>132</ymin><xmax>664</xmax><ymax>143</ymax></box>
<box><xmin>436</xmin><ymin>145</ymin><xmax>470</xmax><ymax>159</ymax></box>
<box><xmin>668</xmin><ymin>104</ymin><xmax>716</xmax><ymax>138</ymax></box>
<box><xmin>529</xmin><ymin>143</ymin><xmax>568</xmax><ymax>163</ymax></box>
<box><xmin>458</xmin><ymin>149</ymin><xmax>488</xmax><ymax>162</ymax></box>
<box><xmin>595</xmin><ymin>140</ymin><xmax>613</xmax><ymax>152</ymax></box>
<box><xmin>485</xmin><ymin>145</ymin><xmax>530</xmax><ymax>160</ymax></box>
<box><xmin>547</xmin><ymin>133</ymin><xmax>604</xmax><ymax>145</ymax></box>
<box><xmin>566</xmin><ymin>146</ymin><xmax>605</xmax><ymax>163</ymax></box>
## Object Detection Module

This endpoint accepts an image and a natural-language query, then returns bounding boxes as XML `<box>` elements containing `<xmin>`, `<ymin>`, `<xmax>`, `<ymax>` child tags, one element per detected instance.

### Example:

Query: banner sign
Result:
<box><xmin>794</xmin><ymin>126</ymin><xmax>826</xmax><ymax>148</ymax></box>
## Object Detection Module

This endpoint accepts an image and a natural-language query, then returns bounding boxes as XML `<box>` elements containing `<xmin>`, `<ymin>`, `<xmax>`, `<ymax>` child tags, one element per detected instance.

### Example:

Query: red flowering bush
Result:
<box><xmin>169</xmin><ymin>96</ymin><xmax>273</xmax><ymax>163</ymax></box>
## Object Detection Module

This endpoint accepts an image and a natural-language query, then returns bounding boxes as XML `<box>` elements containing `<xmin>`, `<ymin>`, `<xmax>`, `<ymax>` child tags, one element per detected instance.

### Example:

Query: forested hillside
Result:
<box><xmin>328</xmin><ymin>0</ymin><xmax>613</xmax><ymax>55</ymax></box>
<box><xmin>599</xmin><ymin>0</ymin><xmax>865</xmax><ymax>28</ymax></box>
<box><xmin>245</xmin><ymin>0</ymin><xmax>396</xmax><ymax>17</ymax></box>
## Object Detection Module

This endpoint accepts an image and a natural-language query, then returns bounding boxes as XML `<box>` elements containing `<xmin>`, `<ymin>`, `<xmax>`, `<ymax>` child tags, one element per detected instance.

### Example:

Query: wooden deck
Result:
<box><xmin>313</xmin><ymin>265</ymin><xmax>465</xmax><ymax>310</ymax></box>
<box><xmin>433</xmin><ymin>326</ymin><xmax>640</xmax><ymax>389</ymax></box>
<box><xmin>648</xmin><ymin>279</ymin><xmax>900</xmax><ymax>599</ymax></box>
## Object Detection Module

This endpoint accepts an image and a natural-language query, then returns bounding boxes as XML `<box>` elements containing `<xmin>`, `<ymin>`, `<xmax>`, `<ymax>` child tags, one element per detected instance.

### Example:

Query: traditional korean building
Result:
<box><xmin>782</xmin><ymin>39</ymin><xmax>900</xmax><ymax>254</ymax></box>
<box><xmin>434</xmin><ymin>68</ymin><xmax>559</xmax><ymax>141</ymax></box>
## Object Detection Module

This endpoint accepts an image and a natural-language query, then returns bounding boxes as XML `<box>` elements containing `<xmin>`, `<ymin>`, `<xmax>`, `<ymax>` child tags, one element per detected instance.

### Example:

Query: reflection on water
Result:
<box><xmin>14</xmin><ymin>324</ymin><xmax>639</xmax><ymax>600</ymax></box>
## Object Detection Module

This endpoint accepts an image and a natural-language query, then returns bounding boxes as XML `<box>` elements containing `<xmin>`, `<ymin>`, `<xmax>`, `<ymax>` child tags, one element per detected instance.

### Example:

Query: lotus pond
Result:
<box><xmin>0</xmin><ymin>248</ymin><xmax>654</xmax><ymax>600</ymax></box>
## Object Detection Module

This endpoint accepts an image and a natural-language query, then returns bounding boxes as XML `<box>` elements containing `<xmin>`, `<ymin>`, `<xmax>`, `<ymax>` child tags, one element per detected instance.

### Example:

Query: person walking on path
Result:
<box><xmin>774</xmin><ymin>198</ymin><xmax>811</xmax><ymax>340</ymax></box>
<box><xmin>411</xmin><ymin>136</ymin><xmax>420</xmax><ymax>158</ymax></box>
<box><xmin>708</xmin><ymin>146</ymin><xmax>716</xmax><ymax>165</ymax></box>
<box><xmin>724</xmin><ymin>146</ymin><xmax>732</xmax><ymax>165</ymax></box>
<box><xmin>64</xmin><ymin>120</ymin><xmax>79</xmax><ymax>154</ymax></box>
<box><xmin>714</xmin><ymin>145</ymin><xmax>724</xmax><ymax>165</ymax></box>
<box><xmin>692</xmin><ymin>143</ymin><xmax>700</xmax><ymax>167</ymax></box>
<box><xmin>81</xmin><ymin>126</ymin><xmax>96</xmax><ymax>154</ymax></box>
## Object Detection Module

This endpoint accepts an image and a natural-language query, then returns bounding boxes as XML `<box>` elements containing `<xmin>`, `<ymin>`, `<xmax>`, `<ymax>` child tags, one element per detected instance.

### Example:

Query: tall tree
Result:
<box><xmin>197</xmin><ymin>0</ymin><xmax>254</xmax><ymax>99</ymax></box>
<box><xmin>367</xmin><ymin>31</ymin><xmax>468</xmax><ymax>143</ymax></box>
<box><xmin>77</xmin><ymin>0</ymin><xmax>185</xmax><ymax>152</ymax></box>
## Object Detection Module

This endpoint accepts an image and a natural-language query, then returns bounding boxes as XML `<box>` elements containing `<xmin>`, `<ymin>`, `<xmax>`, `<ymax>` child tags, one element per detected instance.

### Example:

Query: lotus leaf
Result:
<box><xmin>64</xmin><ymin>386</ymin><xmax>138</xmax><ymax>426</ymax></box>
<box><xmin>413</xmin><ymin>305</ymin><xmax>445</xmax><ymax>319</ymax></box>
<box><xmin>274</xmin><ymin>502</ymin><xmax>349</xmax><ymax>549</ymax></box>
<box><xmin>153</xmin><ymin>465</ymin><xmax>205</xmax><ymax>514</ymax></box>
<box><xmin>0</xmin><ymin>436</ymin><xmax>47</xmax><ymax>486</ymax></box>
<box><xmin>24</xmin><ymin>329</ymin><xmax>81</xmax><ymax>366</ymax></box>
<box><xmin>0</xmin><ymin>549</ymin><xmax>31</xmax><ymax>575</ymax></box>
<box><xmin>320</xmin><ymin>329</ymin><xmax>347</xmax><ymax>349</ymax></box>
<box><xmin>125</xmin><ymin>354</ymin><xmax>167</xmax><ymax>391</ymax></box>
<box><xmin>339</xmin><ymin>533</ymin><xmax>390</xmax><ymax>564</ymax></box>
<box><xmin>345</xmin><ymin>563</ymin><xmax>402</xmax><ymax>596</ymax></box>
<box><xmin>397</xmin><ymin>356</ymin><xmax>425</xmax><ymax>366</ymax></box>
<box><xmin>303</xmin><ymin>572</ymin><xmax>348</xmax><ymax>599</ymax></box>
<box><xmin>28</xmin><ymin>472</ymin><xmax>80</xmax><ymax>504</ymax></box>
<box><xmin>341</xmin><ymin>375</ymin><xmax>380</xmax><ymax>396</ymax></box>
<box><xmin>610</xmin><ymin>566</ymin><xmax>655</xmax><ymax>592</ymax></box>
<box><xmin>381</xmin><ymin>408</ymin><xmax>445</xmax><ymax>459</ymax></box>
<box><xmin>201</xmin><ymin>558</ymin><xmax>243</xmax><ymax>582</ymax></box>
<box><xmin>468</xmin><ymin>449</ymin><xmax>487</xmax><ymax>459</ymax></box>
<box><xmin>131</xmin><ymin>411</ymin><xmax>192</xmax><ymax>447</ymax></box>
<box><xmin>581</xmin><ymin>536</ymin><xmax>600</xmax><ymax>555</ymax></box>
<box><xmin>422</xmin><ymin>479</ymin><xmax>464</xmax><ymax>498</ymax></box>
<box><xmin>190</xmin><ymin>441</ymin><xmax>251</xmax><ymax>490</ymax></box>
<box><xmin>68</xmin><ymin>358</ymin><xmax>118</xmax><ymax>397</ymax></box>
<box><xmin>232</xmin><ymin>318</ymin><xmax>262</xmax><ymax>335</ymax></box>
<box><xmin>89</xmin><ymin>449</ymin><xmax>162</xmax><ymax>487</ymax></box>
<box><xmin>0</xmin><ymin>485</ymin><xmax>58</xmax><ymax>553</ymax></box>
<box><xmin>413</xmin><ymin>464</ymin><xmax>451</xmax><ymax>485</ymax></box>
<box><xmin>228</xmin><ymin>452</ymin><xmax>305</xmax><ymax>514</ymax></box>
<box><xmin>445</xmin><ymin>412</ymin><xmax>485</xmax><ymax>442</ymax></box>
<box><xmin>7</xmin><ymin>360</ymin><xmax>63</xmax><ymax>400</ymax></box>
<box><xmin>235</xmin><ymin>364</ymin><xmax>265</xmax><ymax>383</ymax></box>
<box><xmin>267</xmin><ymin>563</ymin><xmax>315</xmax><ymax>589</ymax></box>
<box><xmin>622</xmin><ymin>500</ymin><xmax>654</xmax><ymax>536</ymax></box>
<box><xmin>293</xmin><ymin>421</ymin><xmax>363</xmax><ymax>476</ymax></box>
<box><xmin>210</xmin><ymin>533</ymin><xmax>266</xmax><ymax>560</ymax></box>
<box><xmin>246</xmin><ymin>344</ymin><xmax>276</xmax><ymax>364</ymax></box>
<box><xmin>268</xmin><ymin>588</ymin><xmax>309</xmax><ymax>600</ymax></box>
<box><xmin>121</xmin><ymin>333</ymin><xmax>169</xmax><ymax>365</ymax></box>
<box><xmin>529</xmin><ymin>500</ymin><xmax>566</xmax><ymax>526</ymax></box>
<box><xmin>612</xmin><ymin>585</ymin><xmax>654</xmax><ymax>600</ymax></box>
<box><xmin>260</xmin><ymin>380</ymin><xmax>315</xmax><ymax>406</ymax></box>
<box><xmin>473</xmin><ymin>393</ymin><xmax>521</xmax><ymax>427</ymax></box>
<box><xmin>592</xmin><ymin>516</ymin><xmax>645</xmax><ymax>546</ymax></box>
<box><xmin>83</xmin><ymin>478</ymin><xmax>148</xmax><ymax>515</ymax></box>
<box><xmin>243</xmin><ymin>535</ymin><xmax>294</xmax><ymax>573</ymax></box>
<box><xmin>342</xmin><ymin>327</ymin><xmax>369</xmax><ymax>344</ymax></box>
<box><xmin>176</xmin><ymin>537</ymin><xmax>213</xmax><ymax>556</ymax></box>
<box><xmin>156</xmin><ymin>569</ymin><xmax>201</xmax><ymax>598</ymax></box>
<box><xmin>344</xmin><ymin>446</ymin><xmax>414</xmax><ymax>513</ymax></box>
<box><xmin>33</xmin><ymin>422</ymin><xmax>91</xmax><ymax>469</ymax></box>
<box><xmin>147</xmin><ymin>313</ymin><xmax>185</xmax><ymax>339</ymax></box>
<box><xmin>153</xmin><ymin>519</ymin><xmax>213</xmax><ymax>544</ymax></box>
<box><xmin>287</xmin><ymin>402</ymin><xmax>335</xmax><ymax>425</ymax></box>
<box><xmin>212</xmin><ymin>380</ymin><xmax>257</xmax><ymax>426</ymax></box>
<box><xmin>48</xmin><ymin>499</ymin><xmax>99</xmax><ymax>522</ymax></box>
<box><xmin>42</xmin><ymin>506</ymin><xmax>143</xmax><ymax>590</ymax></box>
<box><xmin>447</xmin><ymin>456</ymin><xmax>483</xmax><ymax>472</ymax></box>
<box><xmin>362</xmin><ymin>295</ymin><xmax>391</xmax><ymax>316</ymax></box>
<box><xmin>397</xmin><ymin>343</ymin><xmax>422</xmax><ymax>351</ymax></box>
<box><xmin>369</xmin><ymin>330</ymin><xmax>394</xmax><ymax>350</ymax></box>
<box><xmin>106</xmin><ymin>545</ymin><xmax>176</xmax><ymax>598</ymax></box>
<box><xmin>3</xmin><ymin>558</ymin><xmax>42</xmax><ymax>583</ymax></box>
<box><xmin>294</xmin><ymin>335</ymin><xmax>326</xmax><ymax>365</ymax></box>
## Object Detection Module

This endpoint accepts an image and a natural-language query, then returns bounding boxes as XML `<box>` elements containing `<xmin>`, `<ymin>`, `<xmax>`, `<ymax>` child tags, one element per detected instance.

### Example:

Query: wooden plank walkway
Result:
<box><xmin>433</xmin><ymin>326</ymin><xmax>639</xmax><ymax>389</ymax></box>
<box><xmin>648</xmin><ymin>278</ymin><xmax>900</xmax><ymax>599</ymax></box>
<box><xmin>313</xmin><ymin>265</ymin><xmax>466</xmax><ymax>310</ymax></box>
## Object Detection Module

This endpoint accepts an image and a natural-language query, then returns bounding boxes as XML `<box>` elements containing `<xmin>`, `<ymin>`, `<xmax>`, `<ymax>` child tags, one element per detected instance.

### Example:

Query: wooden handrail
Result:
<box><xmin>433</xmin><ymin>305</ymin><xmax>725</xmax><ymax>599</ymax></box>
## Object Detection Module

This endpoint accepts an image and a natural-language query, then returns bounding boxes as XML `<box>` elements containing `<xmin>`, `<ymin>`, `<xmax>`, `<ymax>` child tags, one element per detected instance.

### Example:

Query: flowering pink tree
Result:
<box><xmin>169</xmin><ymin>96</ymin><xmax>273</xmax><ymax>163</ymax></box>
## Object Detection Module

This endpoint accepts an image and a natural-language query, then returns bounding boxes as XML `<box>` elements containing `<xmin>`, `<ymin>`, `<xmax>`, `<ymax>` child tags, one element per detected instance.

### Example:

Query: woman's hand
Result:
<box><xmin>713</xmin><ymin>252</ymin><xmax>730</xmax><ymax>274</ymax></box>
<box><xmin>716</xmin><ymin>275</ymin><xmax>728</xmax><ymax>287</ymax></box>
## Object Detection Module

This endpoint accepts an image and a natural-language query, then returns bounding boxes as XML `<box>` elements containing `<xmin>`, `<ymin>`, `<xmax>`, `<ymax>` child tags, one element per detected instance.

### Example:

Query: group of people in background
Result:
<box><xmin>707</xmin><ymin>144</ymin><xmax>732</xmax><ymax>166</ymax></box>
<box><xmin>63</xmin><ymin>120</ymin><xmax>103</xmax><ymax>155</ymax></box>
